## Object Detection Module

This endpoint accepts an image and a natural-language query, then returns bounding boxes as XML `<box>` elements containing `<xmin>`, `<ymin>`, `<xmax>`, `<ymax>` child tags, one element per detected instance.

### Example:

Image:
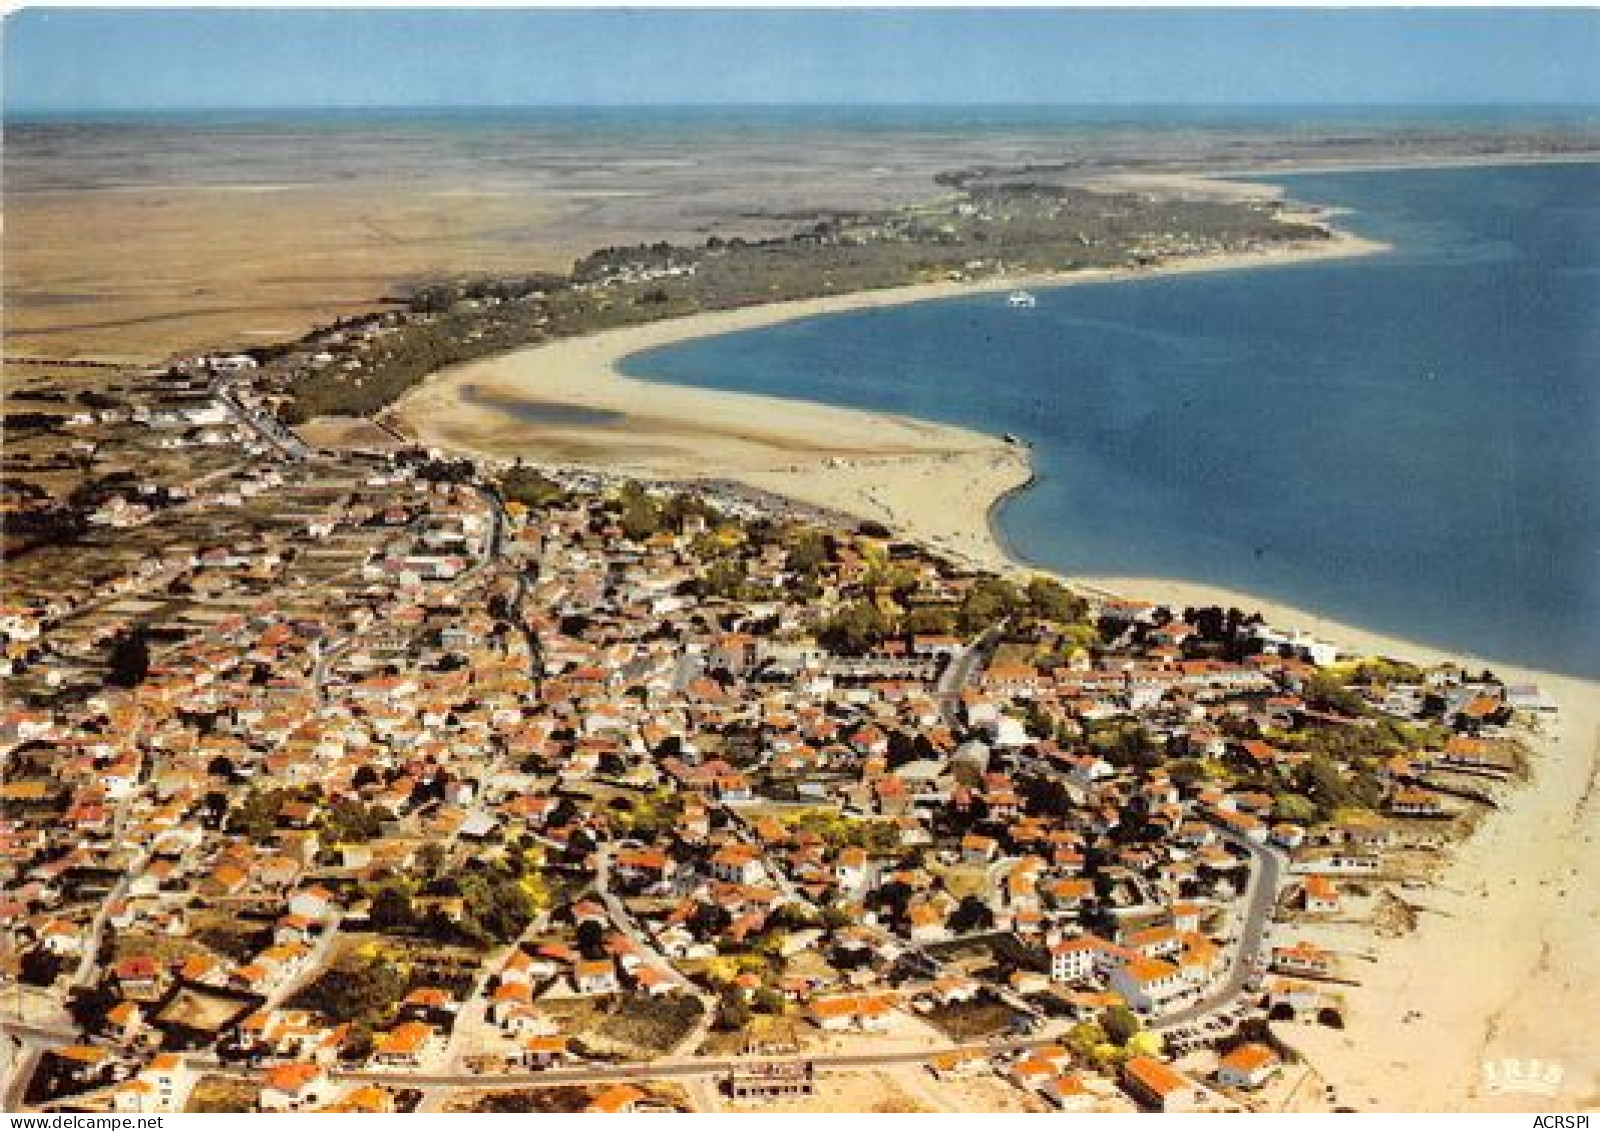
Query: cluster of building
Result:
<box><xmin>1</xmin><ymin>360</ymin><xmax>1542</xmax><ymax>1114</ymax></box>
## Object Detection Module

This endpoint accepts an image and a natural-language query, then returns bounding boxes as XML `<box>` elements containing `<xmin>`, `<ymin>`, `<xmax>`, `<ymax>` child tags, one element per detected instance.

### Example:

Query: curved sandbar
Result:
<box><xmin>392</xmin><ymin>186</ymin><xmax>1387</xmax><ymax>573</ymax></box>
<box><xmin>391</xmin><ymin>297</ymin><xmax>1039</xmax><ymax>573</ymax></box>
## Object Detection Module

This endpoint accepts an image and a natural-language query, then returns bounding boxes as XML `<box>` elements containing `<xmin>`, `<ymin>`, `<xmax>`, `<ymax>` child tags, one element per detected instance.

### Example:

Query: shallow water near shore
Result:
<box><xmin>623</xmin><ymin>161</ymin><xmax>1600</xmax><ymax>677</ymax></box>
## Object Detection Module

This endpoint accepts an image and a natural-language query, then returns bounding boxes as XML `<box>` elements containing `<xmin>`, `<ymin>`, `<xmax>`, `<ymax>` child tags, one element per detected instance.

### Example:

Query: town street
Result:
<box><xmin>1154</xmin><ymin>830</ymin><xmax>1287</xmax><ymax>1032</ymax></box>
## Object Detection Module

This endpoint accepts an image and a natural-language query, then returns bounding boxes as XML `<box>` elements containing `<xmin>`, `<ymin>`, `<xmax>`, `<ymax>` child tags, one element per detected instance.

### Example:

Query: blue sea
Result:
<box><xmin>622</xmin><ymin>161</ymin><xmax>1600</xmax><ymax>677</ymax></box>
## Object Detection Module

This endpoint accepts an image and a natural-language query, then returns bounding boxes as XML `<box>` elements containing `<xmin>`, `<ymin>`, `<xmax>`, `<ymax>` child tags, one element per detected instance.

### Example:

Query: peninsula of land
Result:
<box><xmin>387</xmin><ymin>180</ymin><xmax>1384</xmax><ymax>575</ymax></box>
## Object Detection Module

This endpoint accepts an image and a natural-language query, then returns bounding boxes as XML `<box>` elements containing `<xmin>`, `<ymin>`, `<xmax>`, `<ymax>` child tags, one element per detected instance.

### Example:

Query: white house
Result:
<box><xmin>709</xmin><ymin>844</ymin><xmax>763</xmax><ymax>885</ymax></box>
<box><xmin>1049</xmin><ymin>937</ymin><xmax>1100</xmax><ymax>983</ymax></box>
<box><xmin>113</xmin><ymin>1054</ymin><xmax>191</xmax><ymax>1114</ymax></box>
<box><xmin>1216</xmin><ymin>1043</ymin><xmax>1282</xmax><ymax>1090</ymax></box>
<box><xmin>259</xmin><ymin>1063</ymin><xmax>331</xmax><ymax>1112</ymax></box>
<box><xmin>1110</xmin><ymin>957</ymin><xmax>1190</xmax><ymax>1014</ymax></box>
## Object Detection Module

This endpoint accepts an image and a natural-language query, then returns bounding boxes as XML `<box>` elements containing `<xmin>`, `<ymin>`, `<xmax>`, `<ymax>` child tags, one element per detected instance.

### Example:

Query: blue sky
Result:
<box><xmin>5</xmin><ymin>8</ymin><xmax>1599</xmax><ymax>112</ymax></box>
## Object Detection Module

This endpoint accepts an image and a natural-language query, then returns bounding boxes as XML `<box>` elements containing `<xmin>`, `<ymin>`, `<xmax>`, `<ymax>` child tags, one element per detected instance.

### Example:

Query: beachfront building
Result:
<box><xmin>1123</xmin><ymin>1056</ymin><xmax>1212</xmax><ymax>1112</ymax></box>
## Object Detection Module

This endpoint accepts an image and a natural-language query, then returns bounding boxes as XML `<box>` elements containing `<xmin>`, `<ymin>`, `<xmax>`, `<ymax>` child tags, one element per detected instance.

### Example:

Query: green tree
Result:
<box><xmin>751</xmin><ymin>987</ymin><xmax>786</xmax><ymax>1015</ymax></box>
<box><xmin>1052</xmin><ymin>621</ymin><xmax>1101</xmax><ymax>655</ymax></box>
<box><xmin>902</xmin><ymin>606</ymin><xmax>956</xmax><ymax>636</ymax></box>
<box><xmin>717</xmin><ymin>988</ymin><xmax>753</xmax><ymax>1031</ymax></box>
<box><xmin>322</xmin><ymin>799</ymin><xmax>389</xmax><ymax>843</ymax></box>
<box><xmin>369</xmin><ymin>884</ymin><xmax>415</xmax><ymax>933</ymax></box>
<box><xmin>227</xmin><ymin>788</ymin><xmax>285</xmax><ymax>842</ymax></box>
<box><xmin>957</xmin><ymin>577</ymin><xmax>1024</xmax><ymax>633</ymax></box>
<box><xmin>785</xmin><ymin>530</ymin><xmax>828</xmax><ymax>576</ymax></box>
<box><xmin>1302</xmin><ymin>671</ymin><xmax>1368</xmax><ymax>717</ymax></box>
<box><xmin>1088</xmin><ymin>720</ymin><xmax>1162</xmax><ymax>770</ymax></box>
<box><xmin>499</xmin><ymin>468</ymin><xmax>567</xmax><ymax>509</ymax></box>
<box><xmin>616</xmin><ymin>484</ymin><xmax>663</xmax><ymax>541</ymax></box>
<box><xmin>290</xmin><ymin>956</ymin><xmax>404</xmax><ymax>1024</ymax></box>
<box><xmin>1025</xmin><ymin>577</ymin><xmax>1088</xmax><ymax>625</ymax></box>
<box><xmin>1294</xmin><ymin>754</ymin><xmax>1356</xmax><ymax>817</ymax></box>
<box><xmin>458</xmin><ymin>870</ymin><xmax>536</xmax><ymax>944</ymax></box>
<box><xmin>819</xmin><ymin>601</ymin><xmax>890</xmax><ymax>655</ymax></box>
<box><xmin>1271</xmin><ymin>792</ymin><xmax>1320</xmax><ymax>823</ymax></box>
<box><xmin>700</xmin><ymin>558</ymin><xmax>747</xmax><ymax>600</ymax></box>
<box><xmin>1101</xmin><ymin>1003</ymin><xmax>1141</xmax><ymax>1045</ymax></box>
<box><xmin>1066</xmin><ymin>1020</ymin><xmax>1109</xmax><ymax>1060</ymax></box>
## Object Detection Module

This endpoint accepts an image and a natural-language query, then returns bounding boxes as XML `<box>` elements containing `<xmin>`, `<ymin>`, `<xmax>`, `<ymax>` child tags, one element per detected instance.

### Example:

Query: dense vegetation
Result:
<box><xmin>271</xmin><ymin>183</ymin><xmax>1319</xmax><ymax>423</ymax></box>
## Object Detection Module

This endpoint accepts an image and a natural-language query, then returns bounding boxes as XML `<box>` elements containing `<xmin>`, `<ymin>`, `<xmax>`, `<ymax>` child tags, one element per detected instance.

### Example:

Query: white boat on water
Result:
<box><xmin>1008</xmin><ymin>289</ymin><xmax>1037</xmax><ymax>308</ymax></box>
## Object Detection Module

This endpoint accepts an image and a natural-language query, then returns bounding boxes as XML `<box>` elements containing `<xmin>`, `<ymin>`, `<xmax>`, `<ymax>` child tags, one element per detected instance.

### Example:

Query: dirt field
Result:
<box><xmin>185</xmin><ymin>1075</ymin><xmax>259</xmax><ymax>1113</ymax></box>
<box><xmin>721</xmin><ymin>1069</ymin><xmax>930</xmax><ymax>1114</ymax></box>
<box><xmin>447</xmin><ymin>1081</ymin><xmax>690</xmax><ymax>1113</ymax></box>
<box><xmin>5</xmin><ymin>126</ymin><xmax>965</xmax><ymax>361</ymax></box>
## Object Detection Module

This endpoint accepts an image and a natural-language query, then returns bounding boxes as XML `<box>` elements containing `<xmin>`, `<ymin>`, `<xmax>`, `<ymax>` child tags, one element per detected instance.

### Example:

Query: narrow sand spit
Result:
<box><xmin>390</xmin><ymin>216</ymin><xmax>1383</xmax><ymax>554</ymax></box>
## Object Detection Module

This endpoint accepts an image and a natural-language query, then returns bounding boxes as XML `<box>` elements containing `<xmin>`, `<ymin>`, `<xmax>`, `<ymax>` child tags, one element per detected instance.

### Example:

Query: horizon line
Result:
<box><xmin>9</xmin><ymin>99</ymin><xmax>1600</xmax><ymax>115</ymax></box>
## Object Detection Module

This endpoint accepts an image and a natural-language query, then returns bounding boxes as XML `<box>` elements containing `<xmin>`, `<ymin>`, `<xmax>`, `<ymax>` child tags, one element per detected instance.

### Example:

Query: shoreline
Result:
<box><xmin>381</xmin><ymin>172</ymin><xmax>1599</xmax><ymax>1109</ymax></box>
<box><xmin>1193</xmin><ymin>150</ymin><xmax>1600</xmax><ymax>179</ymax></box>
<box><xmin>388</xmin><ymin>200</ymin><xmax>1388</xmax><ymax>563</ymax></box>
<box><xmin>379</xmin><ymin>174</ymin><xmax>1584</xmax><ymax>684</ymax></box>
<box><xmin>387</xmin><ymin>191</ymin><xmax>1391</xmax><ymax>603</ymax></box>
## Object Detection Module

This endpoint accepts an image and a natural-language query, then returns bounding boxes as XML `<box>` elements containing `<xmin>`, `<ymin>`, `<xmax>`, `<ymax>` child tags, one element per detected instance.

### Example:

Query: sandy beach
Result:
<box><xmin>384</xmin><ymin>203</ymin><xmax>1595</xmax><ymax>1112</ymax></box>
<box><xmin>391</xmin><ymin>207</ymin><xmax>1385</xmax><ymax>573</ymax></box>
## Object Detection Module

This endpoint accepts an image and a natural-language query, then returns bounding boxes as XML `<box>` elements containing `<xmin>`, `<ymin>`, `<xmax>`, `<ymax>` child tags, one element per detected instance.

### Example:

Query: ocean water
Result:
<box><xmin>622</xmin><ymin>161</ymin><xmax>1600</xmax><ymax>677</ymax></box>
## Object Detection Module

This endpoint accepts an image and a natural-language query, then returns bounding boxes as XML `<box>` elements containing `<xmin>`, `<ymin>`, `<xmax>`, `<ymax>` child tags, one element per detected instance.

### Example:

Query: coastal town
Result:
<box><xmin>7</xmin><ymin>3</ymin><xmax>1600</xmax><ymax>1115</ymax></box>
<box><xmin>0</xmin><ymin>321</ymin><xmax>1554</xmax><ymax>1113</ymax></box>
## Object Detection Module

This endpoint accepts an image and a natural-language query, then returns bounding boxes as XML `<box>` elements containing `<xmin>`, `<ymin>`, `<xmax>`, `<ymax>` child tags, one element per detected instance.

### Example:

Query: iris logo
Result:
<box><xmin>1481</xmin><ymin>1057</ymin><xmax>1564</xmax><ymax>1097</ymax></box>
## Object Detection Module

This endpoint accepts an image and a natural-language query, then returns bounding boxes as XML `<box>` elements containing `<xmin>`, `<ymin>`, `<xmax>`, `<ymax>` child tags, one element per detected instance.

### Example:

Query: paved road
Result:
<box><xmin>72</xmin><ymin>797</ymin><xmax>150</xmax><ymax>990</ymax></box>
<box><xmin>474</xmin><ymin>484</ymin><xmax>506</xmax><ymax>562</ymax></box>
<box><xmin>934</xmin><ymin>624</ymin><xmax>1005</xmax><ymax>722</ymax></box>
<box><xmin>215</xmin><ymin>384</ymin><xmax>311</xmax><ymax>461</ymax></box>
<box><xmin>333</xmin><ymin>1034</ymin><xmax>1058</xmax><ymax>1091</ymax></box>
<box><xmin>310</xmin><ymin>636</ymin><xmax>351</xmax><ymax>704</ymax></box>
<box><xmin>1153</xmin><ymin>828</ymin><xmax>1286</xmax><ymax>1032</ymax></box>
<box><xmin>265</xmin><ymin>914</ymin><xmax>344</xmax><ymax>1012</ymax></box>
<box><xmin>433</xmin><ymin>912</ymin><xmax>553</xmax><ymax>1086</ymax></box>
